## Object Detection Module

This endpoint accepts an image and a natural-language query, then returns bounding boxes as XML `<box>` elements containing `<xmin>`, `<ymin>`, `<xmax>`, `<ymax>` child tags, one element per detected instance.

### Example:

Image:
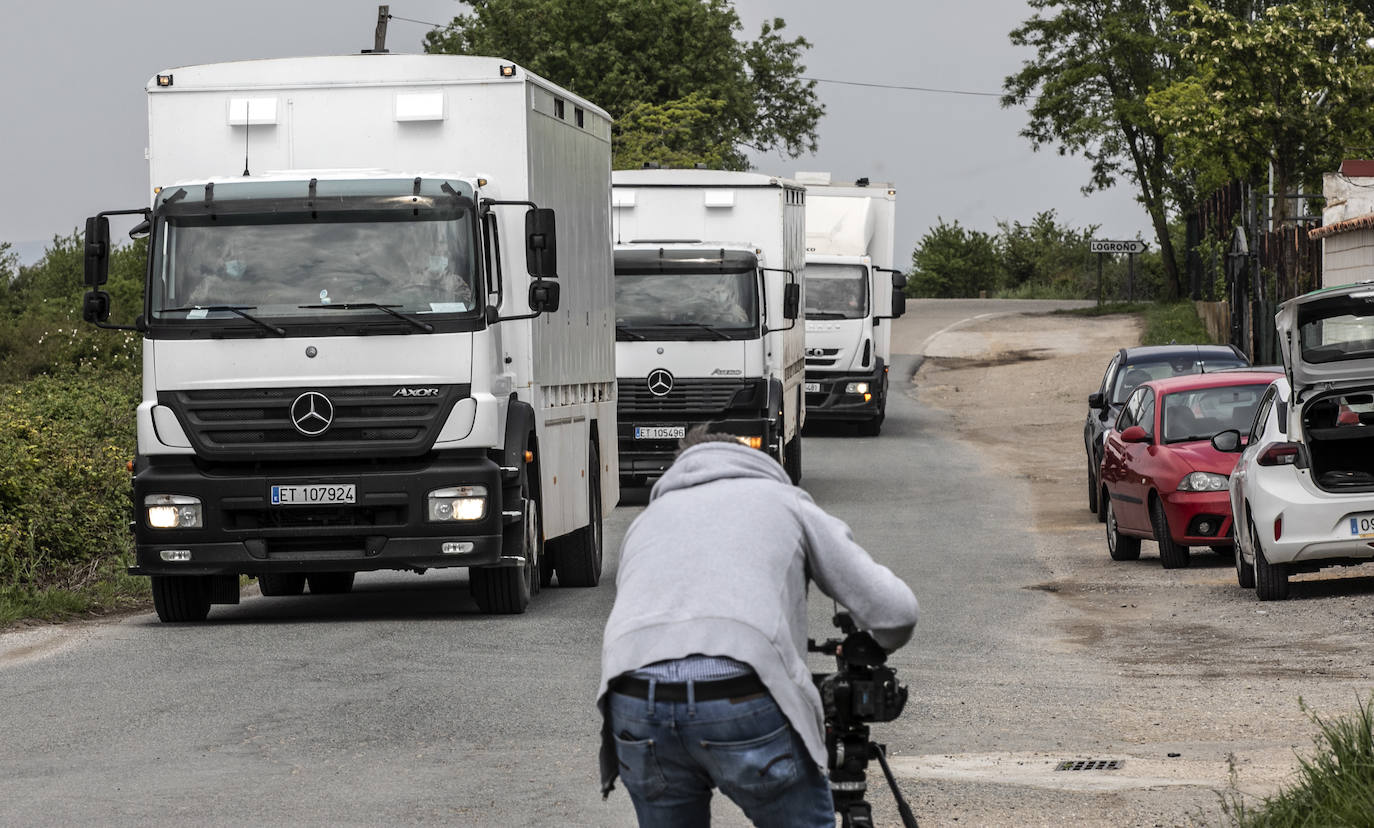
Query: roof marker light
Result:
<box><xmin>156</xmin><ymin>74</ymin><xmax>173</xmax><ymax>87</ymax></box>
<box><xmin>499</xmin><ymin>65</ymin><xmax>516</xmax><ymax>78</ymax></box>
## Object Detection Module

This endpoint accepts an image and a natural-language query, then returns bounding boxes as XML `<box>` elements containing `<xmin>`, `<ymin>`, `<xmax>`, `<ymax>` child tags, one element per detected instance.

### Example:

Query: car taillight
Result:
<box><xmin>1273</xmin><ymin>515</ymin><xmax>1283</xmax><ymax>541</ymax></box>
<box><xmin>1258</xmin><ymin>443</ymin><xmax>1301</xmax><ymax>466</ymax></box>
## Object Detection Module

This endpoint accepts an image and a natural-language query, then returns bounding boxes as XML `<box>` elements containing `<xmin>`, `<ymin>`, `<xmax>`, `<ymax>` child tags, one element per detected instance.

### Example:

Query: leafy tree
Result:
<box><xmin>613</xmin><ymin>93</ymin><xmax>742</xmax><ymax>170</ymax></box>
<box><xmin>907</xmin><ymin>219</ymin><xmax>1000</xmax><ymax>298</ymax></box>
<box><xmin>424</xmin><ymin>0</ymin><xmax>823</xmax><ymax>168</ymax></box>
<box><xmin>1003</xmin><ymin>0</ymin><xmax>1190</xmax><ymax>298</ymax></box>
<box><xmin>997</xmin><ymin>209</ymin><xmax>1098</xmax><ymax>290</ymax></box>
<box><xmin>1148</xmin><ymin>0</ymin><xmax>1374</xmax><ymax>224</ymax></box>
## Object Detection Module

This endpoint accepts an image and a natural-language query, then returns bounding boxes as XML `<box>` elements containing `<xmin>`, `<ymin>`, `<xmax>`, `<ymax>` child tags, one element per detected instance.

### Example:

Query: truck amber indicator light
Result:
<box><xmin>156</xmin><ymin>74</ymin><xmax>173</xmax><ymax>87</ymax></box>
<box><xmin>499</xmin><ymin>65</ymin><xmax>516</xmax><ymax>78</ymax></box>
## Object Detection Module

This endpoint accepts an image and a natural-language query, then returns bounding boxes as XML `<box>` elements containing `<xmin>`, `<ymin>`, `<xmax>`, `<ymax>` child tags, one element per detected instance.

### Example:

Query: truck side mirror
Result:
<box><xmin>528</xmin><ymin>279</ymin><xmax>561</xmax><ymax>313</ymax></box>
<box><xmin>782</xmin><ymin>282</ymin><xmax>801</xmax><ymax>320</ymax></box>
<box><xmin>82</xmin><ymin>290</ymin><xmax>112</xmax><ymax>324</ymax></box>
<box><xmin>525</xmin><ymin>208</ymin><xmax>558</xmax><ymax>279</ymax></box>
<box><xmin>890</xmin><ymin>272</ymin><xmax>907</xmax><ymax>290</ymax></box>
<box><xmin>891</xmin><ymin>288</ymin><xmax>906</xmax><ymax>319</ymax></box>
<box><xmin>84</xmin><ymin>216</ymin><xmax>111</xmax><ymax>287</ymax></box>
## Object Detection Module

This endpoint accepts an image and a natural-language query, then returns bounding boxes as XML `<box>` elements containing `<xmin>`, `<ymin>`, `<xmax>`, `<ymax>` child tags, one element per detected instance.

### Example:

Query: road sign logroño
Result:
<box><xmin>1090</xmin><ymin>239</ymin><xmax>1147</xmax><ymax>254</ymax></box>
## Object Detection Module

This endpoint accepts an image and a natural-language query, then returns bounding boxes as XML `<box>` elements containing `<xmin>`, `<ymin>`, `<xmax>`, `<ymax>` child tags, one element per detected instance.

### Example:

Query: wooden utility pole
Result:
<box><xmin>364</xmin><ymin>5</ymin><xmax>390</xmax><ymax>54</ymax></box>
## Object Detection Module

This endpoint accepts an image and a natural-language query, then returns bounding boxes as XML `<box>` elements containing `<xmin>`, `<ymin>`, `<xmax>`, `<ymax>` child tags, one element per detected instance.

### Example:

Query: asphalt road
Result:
<box><xmin>0</xmin><ymin>299</ymin><xmax>1089</xmax><ymax>827</ymax></box>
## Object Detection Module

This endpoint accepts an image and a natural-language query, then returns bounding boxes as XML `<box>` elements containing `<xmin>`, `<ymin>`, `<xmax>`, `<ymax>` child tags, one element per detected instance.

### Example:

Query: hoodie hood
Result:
<box><xmin>649</xmin><ymin>442</ymin><xmax>791</xmax><ymax>500</ymax></box>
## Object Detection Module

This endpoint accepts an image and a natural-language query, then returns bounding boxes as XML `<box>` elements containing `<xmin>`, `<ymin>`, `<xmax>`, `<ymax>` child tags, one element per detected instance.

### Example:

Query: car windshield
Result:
<box><xmin>615</xmin><ymin>270</ymin><xmax>758</xmax><ymax>333</ymax></box>
<box><xmin>804</xmin><ymin>263</ymin><xmax>868</xmax><ymax>319</ymax></box>
<box><xmin>1161</xmin><ymin>384</ymin><xmax>1266</xmax><ymax>443</ymax></box>
<box><xmin>150</xmin><ymin>211</ymin><xmax>479</xmax><ymax>321</ymax></box>
<box><xmin>1297</xmin><ymin>302</ymin><xmax>1374</xmax><ymax>364</ymax></box>
<box><xmin>1111</xmin><ymin>356</ymin><xmax>1246</xmax><ymax>404</ymax></box>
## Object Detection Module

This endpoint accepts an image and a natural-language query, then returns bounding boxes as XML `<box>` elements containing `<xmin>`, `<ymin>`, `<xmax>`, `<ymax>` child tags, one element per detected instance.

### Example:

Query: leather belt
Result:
<box><xmin>610</xmin><ymin>673</ymin><xmax>767</xmax><ymax>703</ymax></box>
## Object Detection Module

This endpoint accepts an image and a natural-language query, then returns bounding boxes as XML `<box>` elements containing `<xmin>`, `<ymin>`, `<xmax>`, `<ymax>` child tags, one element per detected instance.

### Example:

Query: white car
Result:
<box><xmin>1218</xmin><ymin>282</ymin><xmax>1374</xmax><ymax>600</ymax></box>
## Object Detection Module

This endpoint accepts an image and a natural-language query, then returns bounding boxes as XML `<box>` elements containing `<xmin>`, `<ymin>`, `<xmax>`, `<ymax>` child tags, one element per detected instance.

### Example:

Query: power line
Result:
<box><xmin>801</xmin><ymin>76</ymin><xmax>1010</xmax><ymax>98</ymax></box>
<box><xmin>388</xmin><ymin>13</ymin><xmax>446</xmax><ymax>28</ymax></box>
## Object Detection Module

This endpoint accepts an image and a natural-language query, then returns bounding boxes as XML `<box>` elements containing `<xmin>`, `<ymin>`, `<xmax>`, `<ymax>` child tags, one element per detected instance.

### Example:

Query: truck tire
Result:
<box><xmin>784</xmin><ymin>435</ymin><xmax>802</xmax><ymax>484</ymax></box>
<box><xmin>151</xmin><ymin>575</ymin><xmax>212</xmax><ymax>623</ymax></box>
<box><xmin>555</xmin><ymin>442</ymin><xmax>604</xmax><ymax>587</ymax></box>
<box><xmin>1151</xmin><ymin>497</ymin><xmax>1191</xmax><ymax>569</ymax></box>
<box><xmin>306</xmin><ymin>572</ymin><xmax>355</xmax><ymax>595</ymax></box>
<box><xmin>258</xmin><ymin>573</ymin><xmax>306</xmax><ymax>596</ymax></box>
<box><xmin>472</xmin><ymin>458</ymin><xmax>538</xmax><ymax>613</ymax></box>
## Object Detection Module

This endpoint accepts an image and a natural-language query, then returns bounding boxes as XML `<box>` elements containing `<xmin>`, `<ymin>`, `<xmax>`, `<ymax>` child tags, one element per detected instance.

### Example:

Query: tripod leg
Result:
<box><xmin>872</xmin><ymin>743</ymin><xmax>919</xmax><ymax>828</ymax></box>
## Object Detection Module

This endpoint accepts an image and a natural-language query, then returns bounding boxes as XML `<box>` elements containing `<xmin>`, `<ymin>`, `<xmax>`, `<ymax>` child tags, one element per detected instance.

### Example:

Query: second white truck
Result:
<box><xmin>611</xmin><ymin>169</ymin><xmax>806</xmax><ymax>484</ymax></box>
<box><xmin>797</xmin><ymin>173</ymin><xmax>906</xmax><ymax>435</ymax></box>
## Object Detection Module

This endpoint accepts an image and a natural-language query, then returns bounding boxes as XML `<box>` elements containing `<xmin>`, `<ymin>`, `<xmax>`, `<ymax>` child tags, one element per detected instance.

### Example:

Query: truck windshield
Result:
<box><xmin>150</xmin><ymin>211</ymin><xmax>479</xmax><ymax>323</ymax></box>
<box><xmin>805</xmin><ymin>263</ymin><xmax>868</xmax><ymax>319</ymax></box>
<box><xmin>615</xmin><ymin>271</ymin><xmax>758</xmax><ymax>338</ymax></box>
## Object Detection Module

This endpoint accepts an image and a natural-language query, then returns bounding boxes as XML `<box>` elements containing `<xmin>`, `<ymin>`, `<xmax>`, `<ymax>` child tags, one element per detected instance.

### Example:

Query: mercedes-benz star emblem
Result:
<box><xmin>647</xmin><ymin>369</ymin><xmax>674</xmax><ymax>397</ymax></box>
<box><xmin>290</xmin><ymin>392</ymin><xmax>335</xmax><ymax>437</ymax></box>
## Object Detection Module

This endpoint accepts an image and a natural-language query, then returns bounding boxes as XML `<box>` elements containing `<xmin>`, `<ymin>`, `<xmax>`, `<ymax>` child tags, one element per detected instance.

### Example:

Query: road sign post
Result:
<box><xmin>1090</xmin><ymin>240</ymin><xmax>1148</xmax><ymax>304</ymax></box>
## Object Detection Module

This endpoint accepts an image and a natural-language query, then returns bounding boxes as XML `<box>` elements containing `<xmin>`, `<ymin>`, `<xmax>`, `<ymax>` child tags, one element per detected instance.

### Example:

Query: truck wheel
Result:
<box><xmin>151</xmin><ymin>575</ymin><xmax>212</xmax><ymax>623</ymax></box>
<box><xmin>307</xmin><ymin>572</ymin><xmax>355</xmax><ymax>595</ymax></box>
<box><xmin>555</xmin><ymin>442</ymin><xmax>604</xmax><ymax>587</ymax></box>
<box><xmin>472</xmin><ymin>460</ymin><xmax>539</xmax><ymax>613</ymax></box>
<box><xmin>1254</xmin><ymin>542</ymin><xmax>1290</xmax><ymax>601</ymax></box>
<box><xmin>1151</xmin><ymin>497</ymin><xmax>1191</xmax><ymax>569</ymax></box>
<box><xmin>1105</xmin><ymin>500</ymin><xmax>1140</xmax><ymax>561</ymax></box>
<box><xmin>258</xmin><ymin>573</ymin><xmax>306</xmax><ymax>596</ymax></box>
<box><xmin>784</xmin><ymin>436</ymin><xmax>802</xmax><ymax>484</ymax></box>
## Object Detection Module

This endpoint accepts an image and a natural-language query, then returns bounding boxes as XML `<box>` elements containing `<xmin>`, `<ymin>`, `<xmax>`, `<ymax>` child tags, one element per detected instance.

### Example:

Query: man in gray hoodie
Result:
<box><xmin>598</xmin><ymin>430</ymin><xmax>919</xmax><ymax>827</ymax></box>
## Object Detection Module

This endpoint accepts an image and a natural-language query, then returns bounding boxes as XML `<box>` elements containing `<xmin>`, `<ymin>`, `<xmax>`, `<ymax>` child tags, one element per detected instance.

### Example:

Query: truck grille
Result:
<box><xmin>159</xmin><ymin>384</ymin><xmax>469</xmax><ymax>461</ymax></box>
<box><xmin>617</xmin><ymin>378</ymin><xmax>749</xmax><ymax>415</ymax></box>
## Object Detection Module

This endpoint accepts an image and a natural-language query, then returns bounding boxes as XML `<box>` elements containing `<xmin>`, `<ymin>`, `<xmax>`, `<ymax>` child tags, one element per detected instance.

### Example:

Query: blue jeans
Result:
<box><xmin>607</xmin><ymin>687</ymin><xmax>834</xmax><ymax>827</ymax></box>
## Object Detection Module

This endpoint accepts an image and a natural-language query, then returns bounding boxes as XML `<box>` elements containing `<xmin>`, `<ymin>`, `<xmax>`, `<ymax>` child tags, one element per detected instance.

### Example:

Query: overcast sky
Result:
<box><xmin>1</xmin><ymin>0</ymin><xmax>1151</xmax><ymax>265</ymax></box>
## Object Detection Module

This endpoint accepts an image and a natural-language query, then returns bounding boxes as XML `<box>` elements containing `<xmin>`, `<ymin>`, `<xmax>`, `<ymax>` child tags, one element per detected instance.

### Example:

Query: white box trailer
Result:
<box><xmin>80</xmin><ymin>55</ymin><xmax>617</xmax><ymax>621</ymax></box>
<box><xmin>796</xmin><ymin>173</ymin><xmax>905</xmax><ymax>435</ymax></box>
<box><xmin>611</xmin><ymin>169</ymin><xmax>806</xmax><ymax>483</ymax></box>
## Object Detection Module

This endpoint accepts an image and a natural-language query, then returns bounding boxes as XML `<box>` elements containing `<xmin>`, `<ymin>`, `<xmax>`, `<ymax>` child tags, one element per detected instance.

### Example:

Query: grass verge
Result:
<box><xmin>1059</xmin><ymin>300</ymin><xmax>1218</xmax><ymax>346</ymax></box>
<box><xmin>1222</xmin><ymin>696</ymin><xmax>1374</xmax><ymax>826</ymax></box>
<box><xmin>0</xmin><ymin>555</ymin><xmax>149</xmax><ymax>628</ymax></box>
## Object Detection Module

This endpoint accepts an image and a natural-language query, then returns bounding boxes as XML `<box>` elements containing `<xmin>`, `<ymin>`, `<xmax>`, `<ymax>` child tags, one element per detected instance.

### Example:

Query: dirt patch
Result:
<box><xmin>906</xmin><ymin>310</ymin><xmax>1374</xmax><ymax>822</ymax></box>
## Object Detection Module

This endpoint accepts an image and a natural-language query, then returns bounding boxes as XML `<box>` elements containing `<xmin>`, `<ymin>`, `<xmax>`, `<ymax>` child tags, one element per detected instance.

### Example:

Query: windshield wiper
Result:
<box><xmin>805</xmin><ymin>311</ymin><xmax>847</xmax><ymax>320</ymax></box>
<box><xmin>648</xmin><ymin>322</ymin><xmax>733</xmax><ymax>340</ymax></box>
<box><xmin>615</xmin><ymin>324</ymin><xmax>647</xmax><ymax>341</ymax></box>
<box><xmin>297</xmin><ymin>303</ymin><xmax>434</xmax><ymax>333</ymax></box>
<box><xmin>160</xmin><ymin>305</ymin><xmax>286</xmax><ymax>336</ymax></box>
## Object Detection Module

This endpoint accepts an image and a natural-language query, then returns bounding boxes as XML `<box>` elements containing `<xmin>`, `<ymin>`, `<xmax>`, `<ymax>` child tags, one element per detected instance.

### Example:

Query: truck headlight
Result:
<box><xmin>844</xmin><ymin>382</ymin><xmax>870</xmax><ymax>395</ymax></box>
<box><xmin>1177</xmin><ymin>472</ymin><xmax>1229</xmax><ymax>492</ymax></box>
<box><xmin>145</xmin><ymin>494</ymin><xmax>203</xmax><ymax>529</ymax></box>
<box><xmin>428</xmin><ymin>486</ymin><xmax>487</xmax><ymax>521</ymax></box>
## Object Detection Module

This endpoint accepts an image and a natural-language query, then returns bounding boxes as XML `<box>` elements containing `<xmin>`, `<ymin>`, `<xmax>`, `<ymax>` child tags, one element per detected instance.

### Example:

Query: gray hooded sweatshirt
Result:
<box><xmin>597</xmin><ymin>441</ymin><xmax>919</xmax><ymax>795</ymax></box>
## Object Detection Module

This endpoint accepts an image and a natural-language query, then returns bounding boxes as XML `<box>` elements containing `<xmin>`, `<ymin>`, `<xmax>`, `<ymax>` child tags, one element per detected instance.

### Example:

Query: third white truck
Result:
<box><xmin>797</xmin><ymin>173</ymin><xmax>906</xmax><ymax>435</ymax></box>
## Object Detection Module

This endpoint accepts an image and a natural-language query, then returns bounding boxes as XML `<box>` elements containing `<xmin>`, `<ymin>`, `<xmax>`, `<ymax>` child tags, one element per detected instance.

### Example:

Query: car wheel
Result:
<box><xmin>258</xmin><ymin>573</ymin><xmax>306</xmax><ymax>596</ymax></box>
<box><xmin>1254</xmin><ymin>538</ymin><xmax>1290</xmax><ymax>601</ymax></box>
<box><xmin>1151</xmin><ymin>497</ymin><xmax>1191</xmax><ymax>569</ymax></box>
<box><xmin>1087</xmin><ymin>457</ymin><xmax>1099</xmax><ymax>515</ymax></box>
<box><xmin>1235</xmin><ymin>521</ymin><xmax>1257</xmax><ymax>589</ymax></box>
<box><xmin>1105</xmin><ymin>499</ymin><xmax>1141</xmax><ymax>561</ymax></box>
<box><xmin>306</xmin><ymin>572</ymin><xmax>355</xmax><ymax>595</ymax></box>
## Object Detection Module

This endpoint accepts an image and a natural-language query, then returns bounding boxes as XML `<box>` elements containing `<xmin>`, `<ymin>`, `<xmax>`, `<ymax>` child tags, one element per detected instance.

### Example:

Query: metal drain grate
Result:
<box><xmin>1055</xmin><ymin>759</ymin><xmax>1124</xmax><ymax>771</ymax></box>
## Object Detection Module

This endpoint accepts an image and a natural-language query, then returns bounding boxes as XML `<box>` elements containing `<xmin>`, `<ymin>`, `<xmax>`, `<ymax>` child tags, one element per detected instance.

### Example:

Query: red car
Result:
<box><xmin>1099</xmin><ymin>370</ymin><xmax>1282</xmax><ymax>568</ymax></box>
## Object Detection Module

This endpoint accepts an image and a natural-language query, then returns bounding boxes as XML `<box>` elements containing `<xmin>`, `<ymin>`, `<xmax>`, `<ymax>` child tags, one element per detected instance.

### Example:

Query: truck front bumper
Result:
<box><xmin>804</xmin><ymin>365</ymin><xmax>885</xmax><ymax>422</ymax></box>
<box><xmin>130</xmin><ymin>452</ymin><xmax>508</xmax><ymax>577</ymax></box>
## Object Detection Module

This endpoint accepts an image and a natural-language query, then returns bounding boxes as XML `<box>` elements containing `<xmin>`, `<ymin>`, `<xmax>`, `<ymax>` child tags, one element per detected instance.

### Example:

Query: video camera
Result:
<box><xmin>809</xmin><ymin>611</ymin><xmax>917</xmax><ymax>828</ymax></box>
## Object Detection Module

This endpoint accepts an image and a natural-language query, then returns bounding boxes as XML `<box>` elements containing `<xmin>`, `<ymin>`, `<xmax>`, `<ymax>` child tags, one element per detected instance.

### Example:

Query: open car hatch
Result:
<box><xmin>1277</xmin><ymin>280</ymin><xmax>1374</xmax><ymax>393</ymax></box>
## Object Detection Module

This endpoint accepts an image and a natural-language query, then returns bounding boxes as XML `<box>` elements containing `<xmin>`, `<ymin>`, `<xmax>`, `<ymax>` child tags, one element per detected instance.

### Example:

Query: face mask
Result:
<box><xmin>427</xmin><ymin>255</ymin><xmax>447</xmax><ymax>276</ymax></box>
<box><xmin>225</xmin><ymin>260</ymin><xmax>246</xmax><ymax>279</ymax></box>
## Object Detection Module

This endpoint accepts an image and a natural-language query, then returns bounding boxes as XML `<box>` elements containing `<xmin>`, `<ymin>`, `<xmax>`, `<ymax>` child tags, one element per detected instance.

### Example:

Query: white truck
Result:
<box><xmin>80</xmin><ymin>55</ymin><xmax>618</xmax><ymax>621</ymax></box>
<box><xmin>796</xmin><ymin>173</ymin><xmax>906</xmax><ymax>435</ymax></box>
<box><xmin>610</xmin><ymin>169</ymin><xmax>806</xmax><ymax>484</ymax></box>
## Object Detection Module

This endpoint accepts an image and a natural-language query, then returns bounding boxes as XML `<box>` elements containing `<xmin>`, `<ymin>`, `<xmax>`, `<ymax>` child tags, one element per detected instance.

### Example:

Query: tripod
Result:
<box><xmin>828</xmin><ymin>724</ymin><xmax>918</xmax><ymax>828</ymax></box>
